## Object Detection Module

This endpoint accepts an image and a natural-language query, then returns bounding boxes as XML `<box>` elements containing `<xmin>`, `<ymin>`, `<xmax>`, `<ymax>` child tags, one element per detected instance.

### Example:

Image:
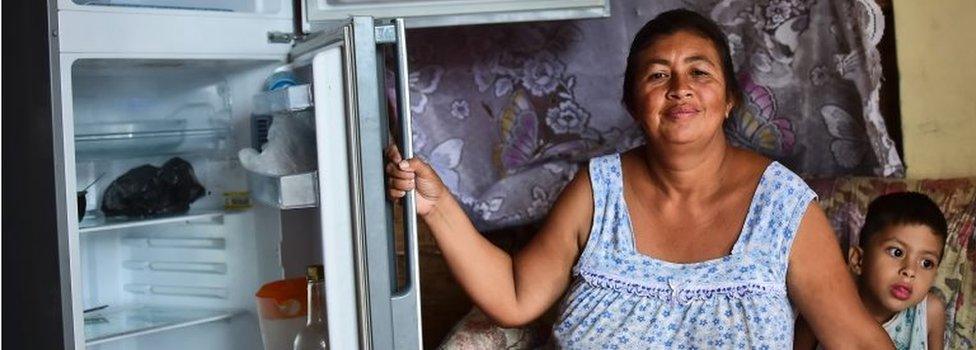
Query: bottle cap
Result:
<box><xmin>306</xmin><ymin>265</ymin><xmax>324</xmax><ymax>283</ymax></box>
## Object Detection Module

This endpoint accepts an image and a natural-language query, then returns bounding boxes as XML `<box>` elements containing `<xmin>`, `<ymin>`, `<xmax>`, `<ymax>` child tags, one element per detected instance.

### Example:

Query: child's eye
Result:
<box><xmin>886</xmin><ymin>247</ymin><xmax>904</xmax><ymax>258</ymax></box>
<box><xmin>921</xmin><ymin>259</ymin><xmax>937</xmax><ymax>269</ymax></box>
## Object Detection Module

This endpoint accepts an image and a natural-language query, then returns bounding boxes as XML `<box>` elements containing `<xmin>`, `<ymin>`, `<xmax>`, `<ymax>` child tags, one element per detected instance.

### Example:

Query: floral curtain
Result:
<box><xmin>403</xmin><ymin>0</ymin><xmax>903</xmax><ymax>231</ymax></box>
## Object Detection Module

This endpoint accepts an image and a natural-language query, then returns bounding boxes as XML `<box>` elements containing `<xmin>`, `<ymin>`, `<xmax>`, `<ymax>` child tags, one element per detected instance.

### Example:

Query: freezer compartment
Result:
<box><xmin>247</xmin><ymin>171</ymin><xmax>319</xmax><ymax>209</ymax></box>
<box><xmin>70</xmin><ymin>59</ymin><xmax>243</xmax><ymax>160</ymax></box>
<box><xmin>68</xmin><ymin>0</ymin><xmax>283</xmax><ymax>14</ymax></box>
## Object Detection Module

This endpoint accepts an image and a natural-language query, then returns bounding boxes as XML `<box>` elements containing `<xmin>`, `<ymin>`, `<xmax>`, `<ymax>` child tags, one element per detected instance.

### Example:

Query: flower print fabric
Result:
<box><xmin>883</xmin><ymin>297</ymin><xmax>928</xmax><ymax>350</ymax></box>
<box><xmin>812</xmin><ymin>297</ymin><xmax>927</xmax><ymax>350</ymax></box>
<box><xmin>552</xmin><ymin>154</ymin><xmax>817</xmax><ymax>348</ymax></box>
<box><xmin>403</xmin><ymin>0</ymin><xmax>902</xmax><ymax>232</ymax></box>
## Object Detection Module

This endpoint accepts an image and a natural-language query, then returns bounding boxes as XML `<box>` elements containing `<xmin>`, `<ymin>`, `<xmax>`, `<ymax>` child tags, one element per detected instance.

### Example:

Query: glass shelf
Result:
<box><xmin>75</xmin><ymin>120</ymin><xmax>229</xmax><ymax>160</ymax></box>
<box><xmin>79</xmin><ymin>210</ymin><xmax>224</xmax><ymax>234</ymax></box>
<box><xmin>84</xmin><ymin>305</ymin><xmax>240</xmax><ymax>346</ymax></box>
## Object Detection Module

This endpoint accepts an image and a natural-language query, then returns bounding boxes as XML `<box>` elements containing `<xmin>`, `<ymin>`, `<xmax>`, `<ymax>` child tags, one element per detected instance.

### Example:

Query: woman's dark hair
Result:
<box><xmin>858</xmin><ymin>192</ymin><xmax>948</xmax><ymax>250</ymax></box>
<box><xmin>622</xmin><ymin>9</ymin><xmax>742</xmax><ymax>114</ymax></box>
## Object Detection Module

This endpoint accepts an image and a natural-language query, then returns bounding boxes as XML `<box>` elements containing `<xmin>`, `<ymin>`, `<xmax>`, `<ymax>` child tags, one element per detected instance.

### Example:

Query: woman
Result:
<box><xmin>386</xmin><ymin>9</ymin><xmax>893</xmax><ymax>348</ymax></box>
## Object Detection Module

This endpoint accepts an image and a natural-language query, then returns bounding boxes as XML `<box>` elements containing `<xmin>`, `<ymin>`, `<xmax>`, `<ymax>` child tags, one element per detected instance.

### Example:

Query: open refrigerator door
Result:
<box><xmin>264</xmin><ymin>17</ymin><xmax>423</xmax><ymax>349</ymax></box>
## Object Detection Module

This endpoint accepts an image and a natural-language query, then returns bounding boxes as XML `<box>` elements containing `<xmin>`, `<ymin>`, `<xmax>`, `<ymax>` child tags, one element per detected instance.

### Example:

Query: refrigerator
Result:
<box><xmin>31</xmin><ymin>0</ymin><xmax>609</xmax><ymax>349</ymax></box>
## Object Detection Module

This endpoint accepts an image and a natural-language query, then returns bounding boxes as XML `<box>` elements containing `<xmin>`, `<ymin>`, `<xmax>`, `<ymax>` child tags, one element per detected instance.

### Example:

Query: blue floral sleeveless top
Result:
<box><xmin>884</xmin><ymin>297</ymin><xmax>928</xmax><ymax>350</ymax></box>
<box><xmin>814</xmin><ymin>298</ymin><xmax>928</xmax><ymax>350</ymax></box>
<box><xmin>552</xmin><ymin>154</ymin><xmax>817</xmax><ymax>349</ymax></box>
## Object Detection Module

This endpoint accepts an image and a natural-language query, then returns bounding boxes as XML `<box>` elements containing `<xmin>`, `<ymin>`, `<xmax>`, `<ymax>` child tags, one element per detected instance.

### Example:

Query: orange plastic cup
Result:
<box><xmin>255</xmin><ymin>278</ymin><xmax>307</xmax><ymax>350</ymax></box>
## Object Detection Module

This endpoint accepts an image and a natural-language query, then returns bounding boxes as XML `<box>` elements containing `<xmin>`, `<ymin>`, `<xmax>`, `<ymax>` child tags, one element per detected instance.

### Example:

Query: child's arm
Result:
<box><xmin>787</xmin><ymin>203</ymin><xmax>894</xmax><ymax>349</ymax></box>
<box><xmin>386</xmin><ymin>146</ymin><xmax>591</xmax><ymax>327</ymax></box>
<box><xmin>927</xmin><ymin>293</ymin><xmax>946</xmax><ymax>350</ymax></box>
<box><xmin>793</xmin><ymin>316</ymin><xmax>818</xmax><ymax>350</ymax></box>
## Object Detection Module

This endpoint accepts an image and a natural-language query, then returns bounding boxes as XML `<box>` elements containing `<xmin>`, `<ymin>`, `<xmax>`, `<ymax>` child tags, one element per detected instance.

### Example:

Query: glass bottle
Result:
<box><xmin>294</xmin><ymin>265</ymin><xmax>327</xmax><ymax>350</ymax></box>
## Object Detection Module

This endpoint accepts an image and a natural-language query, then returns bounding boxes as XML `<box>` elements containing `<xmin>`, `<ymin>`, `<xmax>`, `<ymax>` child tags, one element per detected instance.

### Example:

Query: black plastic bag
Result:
<box><xmin>101</xmin><ymin>157</ymin><xmax>206</xmax><ymax>217</ymax></box>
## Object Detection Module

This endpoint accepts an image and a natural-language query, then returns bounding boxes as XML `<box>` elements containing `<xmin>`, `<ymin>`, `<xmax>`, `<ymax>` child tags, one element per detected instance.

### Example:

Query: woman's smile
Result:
<box><xmin>663</xmin><ymin>104</ymin><xmax>702</xmax><ymax>121</ymax></box>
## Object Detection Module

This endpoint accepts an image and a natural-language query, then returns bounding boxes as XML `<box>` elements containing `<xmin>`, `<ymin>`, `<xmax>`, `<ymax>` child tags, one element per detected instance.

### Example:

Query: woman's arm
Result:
<box><xmin>793</xmin><ymin>316</ymin><xmax>818</xmax><ymax>350</ymax></box>
<box><xmin>423</xmin><ymin>170</ymin><xmax>591</xmax><ymax>327</ymax></box>
<box><xmin>386</xmin><ymin>147</ymin><xmax>591</xmax><ymax>327</ymax></box>
<box><xmin>787</xmin><ymin>203</ymin><xmax>894</xmax><ymax>349</ymax></box>
<box><xmin>927</xmin><ymin>293</ymin><xmax>946</xmax><ymax>350</ymax></box>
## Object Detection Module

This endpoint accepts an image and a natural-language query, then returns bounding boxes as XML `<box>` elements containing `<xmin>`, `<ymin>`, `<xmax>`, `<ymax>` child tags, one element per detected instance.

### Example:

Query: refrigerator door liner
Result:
<box><xmin>247</xmin><ymin>170</ymin><xmax>319</xmax><ymax>209</ymax></box>
<box><xmin>252</xmin><ymin>84</ymin><xmax>313</xmax><ymax>115</ymax></box>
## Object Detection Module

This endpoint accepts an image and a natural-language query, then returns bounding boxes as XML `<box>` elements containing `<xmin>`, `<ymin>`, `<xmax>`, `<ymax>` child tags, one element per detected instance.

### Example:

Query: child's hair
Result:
<box><xmin>858</xmin><ymin>191</ymin><xmax>948</xmax><ymax>249</ymax></box>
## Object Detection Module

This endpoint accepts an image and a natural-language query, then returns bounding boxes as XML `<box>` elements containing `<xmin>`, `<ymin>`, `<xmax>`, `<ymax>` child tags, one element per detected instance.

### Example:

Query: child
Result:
<box><xmin>795</xmin><ymin>192</ymin><xmax>948</xmax><ymax>350</ymax></box>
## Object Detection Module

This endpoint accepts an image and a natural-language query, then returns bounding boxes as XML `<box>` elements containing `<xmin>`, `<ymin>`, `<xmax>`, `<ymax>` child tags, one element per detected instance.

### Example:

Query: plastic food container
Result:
<box><xmin>255</xmin><ymin>278</ymin><xmax>307</xmax><ymax>350</ymax></box>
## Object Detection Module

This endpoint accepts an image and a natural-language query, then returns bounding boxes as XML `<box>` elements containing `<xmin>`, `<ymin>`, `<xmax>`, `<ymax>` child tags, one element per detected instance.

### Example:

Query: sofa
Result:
<box><xmin>410</xmin><ymin>176</ymin><xmax>976</xmax><ymax>349</ymax></box>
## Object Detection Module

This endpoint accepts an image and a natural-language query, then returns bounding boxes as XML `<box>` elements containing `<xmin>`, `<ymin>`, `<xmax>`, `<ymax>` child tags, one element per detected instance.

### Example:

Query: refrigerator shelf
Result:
<box><xmin>247</xmin><ymin>170</ymin><xmax>318</xmax><ymax>209</ymax></box>
<box><xmin>75</xmin><ymin>120</ymin><xmax>230</xmax><ymax>160</ymax></box>
<box><xmin>84</xmin><ymin>305</ymin><xmax>240</xmax><ymax>346</ymax></box>
<box><xmin>252</xmin><ymin>84</ymin><xmax>313</xmax><ymax>115</ymax></box>
<box><xmin>79</xmin><ymin>210</ymin><xmax>224</xmax><ymax>234</ymax></box>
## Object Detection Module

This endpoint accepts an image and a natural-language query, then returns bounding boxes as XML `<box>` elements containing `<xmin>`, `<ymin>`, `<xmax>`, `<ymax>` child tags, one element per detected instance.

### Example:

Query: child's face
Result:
<box><xmin>850</xmin><ymin>224</ymin><xmax>943</xmax><ymax>313</ymax></box>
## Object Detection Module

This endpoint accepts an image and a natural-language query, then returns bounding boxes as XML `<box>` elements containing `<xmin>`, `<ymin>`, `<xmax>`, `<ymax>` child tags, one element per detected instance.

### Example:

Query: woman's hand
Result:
<box><xmin>384</xmin><ymin>144</ymin><xmax>445</xmax><ymax>216</ymax></box>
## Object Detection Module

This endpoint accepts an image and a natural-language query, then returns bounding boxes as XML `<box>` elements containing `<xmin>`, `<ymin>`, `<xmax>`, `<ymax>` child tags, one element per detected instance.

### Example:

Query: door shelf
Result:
<box><xmin>247</xmin><ymin>170</ymin><xmax>318</xmax><ymax>209</ymax></box>
<box><xmin>84</xmin><ymin>305</ymin><xmax>240</xmax><ymax>346</ymax></box>
<box><xmin>75</xmin><ymin>120</ymin><xmax>230</xmax><ymax>160</ymax></box>
<box><xmin>252</xmin><ymin>84</ymin><xmax>313</xmax><ymax>115</ymax></box>
<box><xmin>79</xmin><ymin>210</ymin><xmax>224</xmax><ymax>234</ymax></box>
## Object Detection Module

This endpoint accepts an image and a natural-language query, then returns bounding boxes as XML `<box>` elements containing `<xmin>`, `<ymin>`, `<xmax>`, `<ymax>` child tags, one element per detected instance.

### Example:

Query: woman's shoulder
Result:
<box><xmin>733</xmin><ymin>148</ymin><xmax>808</xmax><ymax>191</ymax></box>
<box><xmin>728</xmin><ymin>148</ymin><xmax>773</xmax><ymax>188</ymax></box>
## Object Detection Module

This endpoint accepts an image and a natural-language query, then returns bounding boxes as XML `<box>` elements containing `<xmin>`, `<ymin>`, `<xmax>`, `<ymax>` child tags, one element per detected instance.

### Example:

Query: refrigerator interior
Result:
<box><xmin>70</xmin><ymin>58</ymin><xmax>318</xmax><ymax>349</ymax></box>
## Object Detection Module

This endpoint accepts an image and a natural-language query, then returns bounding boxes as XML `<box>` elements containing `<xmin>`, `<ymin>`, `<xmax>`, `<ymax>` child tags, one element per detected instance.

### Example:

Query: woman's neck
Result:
<box><xmin>641</xmin><ymin>134</ymin><xmax>732</xmax><ymax>201</ymax></box>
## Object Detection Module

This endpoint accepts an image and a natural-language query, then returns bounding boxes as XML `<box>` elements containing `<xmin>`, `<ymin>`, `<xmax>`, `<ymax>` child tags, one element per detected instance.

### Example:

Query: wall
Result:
<box><xmin>894</xmin><ymin>0</ymin><xmax>976</xmax><ymax>178</ymax></box>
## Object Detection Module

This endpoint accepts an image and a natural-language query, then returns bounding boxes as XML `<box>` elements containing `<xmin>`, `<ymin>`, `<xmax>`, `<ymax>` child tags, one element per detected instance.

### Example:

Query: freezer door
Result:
<box><xmin>305</xmin><ymin>0</ymin><xmax>608</xmax><ymax>28</ymax></box>
<box><xmin>303</xmin><ymin>17</ymin><xmax>422</xmax><ymax>350</ymax></box>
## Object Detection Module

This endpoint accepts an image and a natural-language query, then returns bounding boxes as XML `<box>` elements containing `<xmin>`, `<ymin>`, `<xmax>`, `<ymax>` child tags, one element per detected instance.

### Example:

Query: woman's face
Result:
<box><xmin>629</xmin><ymin>30</ymin><xmax>733</xmax><ymax>147</ymax></box>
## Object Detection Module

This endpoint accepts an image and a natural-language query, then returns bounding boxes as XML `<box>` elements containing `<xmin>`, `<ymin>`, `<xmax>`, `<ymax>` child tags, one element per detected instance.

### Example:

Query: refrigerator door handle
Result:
<box><xmin>389</xmin><ymin>17</ymin><xmax>424</xmax><ymax>350</ymax></box>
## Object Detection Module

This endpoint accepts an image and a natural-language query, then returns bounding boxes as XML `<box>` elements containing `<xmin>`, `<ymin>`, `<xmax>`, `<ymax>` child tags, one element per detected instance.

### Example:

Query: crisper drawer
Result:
<box><xmin>306</xmin><ymin>0</ymin><xmax>609</xmax><ymax>28</ymax></box>
<box><xmin>247</xmin><ymin>171</ymin><xmax>319</xmax><ymax>209</ymax></box>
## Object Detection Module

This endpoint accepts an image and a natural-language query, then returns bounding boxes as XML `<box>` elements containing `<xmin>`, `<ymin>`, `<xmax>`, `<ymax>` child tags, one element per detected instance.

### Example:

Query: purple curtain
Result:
<box><xmin>403</xmin><ymin>0</ymin><xmax>902</xmax><ymax>230</ymax></box>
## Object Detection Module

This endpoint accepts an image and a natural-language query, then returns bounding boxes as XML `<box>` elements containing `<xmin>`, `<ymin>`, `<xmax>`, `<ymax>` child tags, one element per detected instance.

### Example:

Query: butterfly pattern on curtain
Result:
<box><xmin>401</xmin><ymin>0</ymin><xmax>903</xmax><ymax>231</ymax></box>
